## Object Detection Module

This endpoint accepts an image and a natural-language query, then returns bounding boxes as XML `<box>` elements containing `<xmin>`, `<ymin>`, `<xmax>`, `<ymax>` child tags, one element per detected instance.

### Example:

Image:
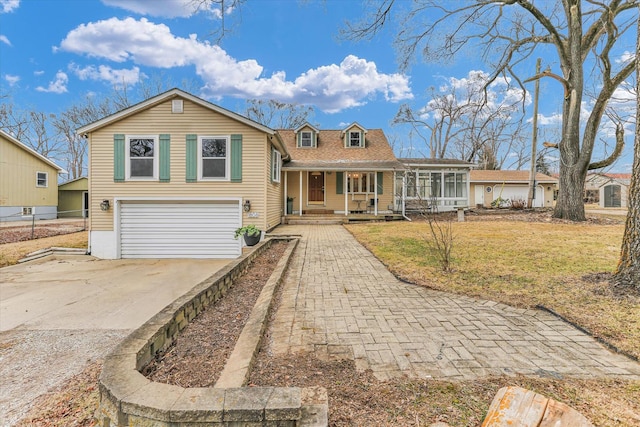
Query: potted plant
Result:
<box><xmin>286</xmin><ymin>196</ymin><xmax>294</xmax><ymax>215</ymax></box>
<box><xmin>234</xmin><ymin>224</ymin><xmax>262</xmax><ymax>246</ymax></box>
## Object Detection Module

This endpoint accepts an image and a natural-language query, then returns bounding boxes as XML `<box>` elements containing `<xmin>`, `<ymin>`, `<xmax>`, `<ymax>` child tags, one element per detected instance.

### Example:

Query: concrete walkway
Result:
<box><xmin>269</xmin><ymin>225</ymin><xmax>640</xmax><ymax>381</ymax></box>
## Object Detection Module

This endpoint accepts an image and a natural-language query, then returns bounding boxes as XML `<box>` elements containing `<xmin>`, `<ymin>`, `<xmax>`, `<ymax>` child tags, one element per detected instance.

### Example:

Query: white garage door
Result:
<box><xmin>120</xmin><ymin>201</ymin><xmax>241</xmax><ymax>259</ymax></box>
<box><xmin>493</xmin><ymin>185</ymin><xmax>545</xmax><ymax>208</ymax></box>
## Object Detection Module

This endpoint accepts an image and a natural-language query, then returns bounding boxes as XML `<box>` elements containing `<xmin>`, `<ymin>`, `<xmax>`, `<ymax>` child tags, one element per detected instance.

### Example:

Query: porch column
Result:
<box><xmin>284</xmin><ymin>170</ymin><xmax>288</xmax><ymax>215</ymax></box>
<box><xmin>299</xmin><ymin>171</ymin><xmax>303</xmax><ymax>216</ymax></box>
<box><xmin>372</xmin><ymin>171</ymin><xmax>377</xmax><ymax>216</ymax></box>
<box><xmin>466</xmin><ymin>170</ymin><xmax>471</xmax><ymax>208</ymax></box>
<box><xmin>344</xmin><ymin>172</ymin><xmax>348</xmax><ymax>216</ymax></box>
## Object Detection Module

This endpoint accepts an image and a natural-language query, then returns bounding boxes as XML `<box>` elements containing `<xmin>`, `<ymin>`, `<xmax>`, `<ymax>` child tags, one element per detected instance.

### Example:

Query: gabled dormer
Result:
<box><xmin>294</xmin><ymin>123</ymin><xmax>320</xmax><ymax>148</ymax></box>
<box><xmin>341</xmin><ymin>122</ymin><xmax>367</xmax><ymax>148</ymax></box>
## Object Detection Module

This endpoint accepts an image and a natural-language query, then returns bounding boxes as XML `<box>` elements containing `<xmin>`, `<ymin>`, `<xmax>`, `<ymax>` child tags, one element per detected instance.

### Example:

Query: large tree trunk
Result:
<box><xmin>553</xmin><ymin>1</ymin><xmax>588</xmax><ymax>221</ymax></box>
<box><xmin>614</xmin><ymin>6</ymin><xmax>640</xmax><ymax>288</ymax></box>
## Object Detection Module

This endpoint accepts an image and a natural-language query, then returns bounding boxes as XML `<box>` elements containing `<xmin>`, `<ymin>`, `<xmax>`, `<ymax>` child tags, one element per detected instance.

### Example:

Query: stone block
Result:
<box><xmin>121</xmin><ymin>382</ymin><xmax>183</xmax><ymax>422</ymax></box>
<box><xmin>223</xmin><ymin>388</ymin><xmax>271</xmax><ymax>422</ymax></box>
<box><xmin>170</xmin><ymin>387</ymin><xmax>225</xmax><ymax>422</ymax></box>
<box><xmin>100</xmin><ymin>354</ymin><xmax>149</xmax><ymax>403</ymax></box>
<box><xmin>265</xmin><ymin>387</ymin><xmax>301</xmax><ymax>421</ymax></box>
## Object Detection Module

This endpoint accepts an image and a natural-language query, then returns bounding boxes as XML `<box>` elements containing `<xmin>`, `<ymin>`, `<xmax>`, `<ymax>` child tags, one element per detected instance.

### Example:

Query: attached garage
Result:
<box><xmin>119</xmin><ymin>200</ymin><xmax>241</xmax><ymax>259</ymax></box>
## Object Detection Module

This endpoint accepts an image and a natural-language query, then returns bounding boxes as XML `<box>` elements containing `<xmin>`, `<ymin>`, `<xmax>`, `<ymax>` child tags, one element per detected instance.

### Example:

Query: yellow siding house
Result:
<box><xmin>78</xmin><ymin>89</ymin><xmax>289</xmax><ymax>259</ymax></box>
<box><xmin>0</xmin><ymin>129</ymin><xmax>63</xmax><ymax>222</ymax></box>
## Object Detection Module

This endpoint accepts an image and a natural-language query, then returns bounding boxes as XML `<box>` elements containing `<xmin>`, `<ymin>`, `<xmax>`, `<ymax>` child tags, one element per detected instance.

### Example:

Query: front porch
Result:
<box><xmin>283</xmin><ymin>211</ymin><xmax>404</xmax><ymax>225</ymax></box>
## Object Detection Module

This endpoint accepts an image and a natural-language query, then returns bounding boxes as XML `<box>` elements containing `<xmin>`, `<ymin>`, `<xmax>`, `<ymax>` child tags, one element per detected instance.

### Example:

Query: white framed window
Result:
<box><xmin>348</xmin><ymin>131</ymin><xmax>362</xmax><ymax>147</ymax></box>
<box><xmin>272</xmin><ymin>149</ymin><xmax>282</xmax><ymax>183</ymax></box>
<box><xmin>36</xmin><ymin>171</ymin><xmax>48</xmax><ymax>187</ymax></box>
<box><xmin>22</xmin><ymin>207</ymin><xmax>33</xmax><ymax>216</ymax></box>
<box><xmin>198</xmin><ymin>136</ymin><xmax>229</xmax><ymax>180</ymax></box>
<box><xmin>126</xmin><ymin>135</ymin><xmax>158</xmax><ymax>180</ymax></box>
<box><xmin>347</xmin><ymin>172</ymin><xmax>375</xmax><ymax>193</ymax></box>
<box><xmin>300</xmin><ymin>131</ymin><xmax>313</xmax><ymax>147</ymax></box>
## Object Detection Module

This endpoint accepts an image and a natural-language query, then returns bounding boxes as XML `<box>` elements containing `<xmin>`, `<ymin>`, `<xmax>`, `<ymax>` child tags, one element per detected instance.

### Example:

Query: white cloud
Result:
<box><xmin>0</xmin><ymin>0</ymin><xmax>19</xmax><ymax>13</ymax></box>
<box><xmin>4</xmin><ymin>74</ymin><xmax>19</xmax><ymax>86</ymax></box>
<box><xmin>34</xmin><ymin>70</ymin><xmax>45</xmax><ymax>76</ymax></box>
<box><xmin>36</xmin><ymin>71</ymin><xmax>68</xmax><ymax>94</ymax></box>
<box><xmin>69</xmin><ymin>63</ymin><xmax>143</xmax><ymax>87</ymax></box>
<box><xmin>58</xmin><ymin>17</ymin><xmax>412</xmax><ymax>112</ymax></box>
<box><xmin>536</xmin><ymin>113</ymin><xmax>562</xmax><ymax>126</ymax></box>
<box><xmin>101</xmin><ymin>0</ymin><xmax>194</xmax><ymax>18</ymax></box>
<box><xmin>0</xmin><ymin>34</ymin><xmax>10</xmax><ymax>46</ymax></box>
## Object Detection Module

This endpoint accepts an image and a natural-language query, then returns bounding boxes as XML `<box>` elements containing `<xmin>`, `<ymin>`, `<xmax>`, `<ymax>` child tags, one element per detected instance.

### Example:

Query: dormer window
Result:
<box><xmin>300</xmin><ymin>131</ymin><xmax>313</xmax><ymax>147</ymax></box>
<box><xmin>348</xmin><ymin>131</ymin><xmax>363</xmax><ymax>148</ymax></box>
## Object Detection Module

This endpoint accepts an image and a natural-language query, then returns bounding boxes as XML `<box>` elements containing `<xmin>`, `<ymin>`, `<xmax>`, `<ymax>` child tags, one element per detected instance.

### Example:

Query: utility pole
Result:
<box><xmin>527</xmin><ymin>58</ymin><xmax>541</xmax><ymax>209</ymax></box>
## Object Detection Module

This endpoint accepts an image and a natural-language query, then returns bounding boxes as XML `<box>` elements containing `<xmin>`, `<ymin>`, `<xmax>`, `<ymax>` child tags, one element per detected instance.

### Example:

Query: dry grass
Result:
<box><xmin>345</xmin><ymin>219</ymin><xmax>640</xmax><ymax>360</ymax></box>
<box><xmin>0</xmin><ymin>231</ymin><xmax>88</xmax><ymax>268</ymax></box>
<box><xmin>15</xmin><ymin>361</ymin><xmax>101</xmax><ymax>427</ymax></box>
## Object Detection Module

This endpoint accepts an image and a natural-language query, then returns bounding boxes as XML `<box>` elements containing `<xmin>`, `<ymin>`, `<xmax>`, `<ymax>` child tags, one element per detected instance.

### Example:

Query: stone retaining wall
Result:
<box><xmin>97</xmin><ymin>237</ymin><xmax>328</xmax><ymax>426</ymax></box>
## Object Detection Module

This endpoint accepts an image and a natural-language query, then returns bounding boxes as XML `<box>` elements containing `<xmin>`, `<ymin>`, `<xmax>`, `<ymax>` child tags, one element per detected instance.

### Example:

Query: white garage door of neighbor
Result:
<box><xmin>493</xmin><ymin>185</ymin><xmax>545</xmax><ymax>208</ymax></box>
<box><xmin>120</xmin><ymin>202</ymin><xmax>241</xmax><ymax>259</ymax></box>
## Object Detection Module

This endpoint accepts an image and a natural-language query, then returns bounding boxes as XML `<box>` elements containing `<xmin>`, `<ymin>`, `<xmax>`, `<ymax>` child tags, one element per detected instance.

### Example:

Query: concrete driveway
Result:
<box><xmin>0</xmin><ymin>255</ymin><xmax>231</xmax><ymax>425</ymax></box>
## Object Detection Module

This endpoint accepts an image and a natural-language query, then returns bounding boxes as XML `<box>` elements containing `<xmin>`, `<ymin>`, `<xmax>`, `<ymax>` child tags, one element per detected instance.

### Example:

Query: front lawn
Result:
<box><xmin>345</xmin><ymin>216</ymin><xmax>640</xmax><ymax>360</ymax></box>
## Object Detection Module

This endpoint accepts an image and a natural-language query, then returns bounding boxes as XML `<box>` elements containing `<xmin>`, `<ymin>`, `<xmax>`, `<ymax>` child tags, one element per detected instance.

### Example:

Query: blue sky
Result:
<box><xmin>0</xmin><ymin>0</ymin><xmax>637</xmax><ymax>172</ymax></box>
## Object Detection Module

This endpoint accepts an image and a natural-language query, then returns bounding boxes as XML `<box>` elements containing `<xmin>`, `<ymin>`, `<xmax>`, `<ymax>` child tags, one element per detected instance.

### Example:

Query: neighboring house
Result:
<box><xmin>470</xmin><ymin>170</ymin><xmax>558</xmax><ymax>208</ymax></box>
<box><xmin>0</xmin><ymin>129</ymin><xmax>64</xmax><ymax>222</ymax></box>
<box><xmin>278</xmin><ymin>122</ymin><xmax>403</xmax><ymax>216</ymax></box>
<box><xmin>58</xmin><ymin>177</ymin><xmax>88</xmax><ymax>218</ymax></box>
<box><xmin>78</xmin><ymin>89</ymin><xmax>289</xmax><ymax>259</ymax></box>
<box><xmin>584</xmin><ymin>173</ymin><xmax>631</xmax><ymax>208</ymax></box>
<box><xmin>396</xmin><ymin>158</ymin><xmax>473</xmax><ymax>212</ymax></box>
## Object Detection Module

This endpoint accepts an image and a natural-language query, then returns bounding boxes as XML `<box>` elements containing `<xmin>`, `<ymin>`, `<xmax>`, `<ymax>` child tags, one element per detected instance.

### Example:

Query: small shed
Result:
<box><xmin>58</xmin><ymin>177</ymin><xmax>88</xmax><ymax>218</ymax></box>
<box><xmin>584</xmin><ymin>173</ymin><xmax>630</xmax><ymax>208</ymax></box>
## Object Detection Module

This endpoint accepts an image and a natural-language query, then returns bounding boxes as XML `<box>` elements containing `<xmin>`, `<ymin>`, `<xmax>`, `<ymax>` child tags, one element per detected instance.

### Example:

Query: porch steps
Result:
<box><xmin>284</xmin><ymin>214</ymin><xmax>405</xmax><ymax>225</ymax></box>
<box><xmin>286</xmin><ymin>215</ymin><xmax>346</xmax><ymax>225</ymax></box>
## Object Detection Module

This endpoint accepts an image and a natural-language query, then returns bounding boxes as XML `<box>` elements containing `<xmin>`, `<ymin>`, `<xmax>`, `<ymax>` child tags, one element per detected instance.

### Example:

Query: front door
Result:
<box><xmin>308</xmin><ymin>172</ymin><xmax>324</xmax><ymax>203</ymax></box>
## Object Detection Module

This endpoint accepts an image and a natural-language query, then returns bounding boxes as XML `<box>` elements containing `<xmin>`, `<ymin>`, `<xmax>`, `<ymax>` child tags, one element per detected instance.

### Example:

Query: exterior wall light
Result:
<box><xmin>243</xmin><ymin>200</ymin><xmax>251</xmax><ymax>212</ymax></box>
<box><xmin>100</xmin><ymin>200</ymin><xmax>111</xmax><ymax>211</ymax></box>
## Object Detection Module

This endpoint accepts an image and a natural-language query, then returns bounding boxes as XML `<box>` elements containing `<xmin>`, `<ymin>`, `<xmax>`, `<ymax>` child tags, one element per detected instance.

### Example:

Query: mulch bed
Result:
<box><xmin>141</xmin><ymin>240</ymin><xmax>288</xmax><ymax>387</ymax></box>
<box><xmin>0</xmin><ymin>222</ymin><xmax>86</xmax><ymax>244</ymax></box>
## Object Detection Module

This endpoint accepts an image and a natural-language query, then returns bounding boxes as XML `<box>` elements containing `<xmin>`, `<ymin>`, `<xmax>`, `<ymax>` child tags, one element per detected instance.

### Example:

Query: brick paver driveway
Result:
<box><xmin>270</xmin><ymin>225</ymin><xmax>640</xmax><ymax>381</ymax></box>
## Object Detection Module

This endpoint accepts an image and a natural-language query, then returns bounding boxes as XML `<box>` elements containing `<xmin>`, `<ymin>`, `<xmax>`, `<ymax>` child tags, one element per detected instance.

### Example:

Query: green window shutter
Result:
<box><xmin>186</xmin><ymin>134</ymin><xmax>197</xmax><ymax>182</ymax></box>
<box><xmin>113</xmin><ymin>134</ymin><xmax>125</xmax><ymax>182</ymax></box>
<box><xmin>336</xmin><ymin>171</ymin><xmax>344</xmax><ymax>195</ymax></box>
<box><xmin>159</xmin><ymin>134</ymin><xmax>170</xmax><ymax>182</ymax></box>
<box><xmin>230</xmin><ymin>134</ymin><xmax>242</xmax><ymax>182</ymax></box>
<box><xmin>360</xmin><ymin>132</ymin><xmax>365</xmax><ymax>147</ymax></box>
<box><xmin>312</xmin><ymin>131</ymin><xmax>317</xmax><ymax>148</ymax></box>
<box><xmin>297</xmin><ymin>132</ymin><xmax>301</xmax><ymax>148</ymax></box>
<box><xmin>377</xmin><ymin>172</ymin><xmax>384</xmax><ymax>194</ymax></box>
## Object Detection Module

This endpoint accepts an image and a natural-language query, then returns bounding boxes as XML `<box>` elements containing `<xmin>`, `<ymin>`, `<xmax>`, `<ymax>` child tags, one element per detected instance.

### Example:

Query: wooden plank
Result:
<box><xmin>540</xmin><ymin>399</ymin><xmax>594</xmax><ymax>427</ymax></box>
<box><xmin>482</xmin><ymin>386</ymin><xmax>546</xmax><ymax>427</ymax></box>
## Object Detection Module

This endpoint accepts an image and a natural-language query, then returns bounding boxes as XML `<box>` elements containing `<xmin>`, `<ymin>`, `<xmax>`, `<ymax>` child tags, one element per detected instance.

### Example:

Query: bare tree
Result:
<box><xmin>394</xmin><ymin>71</ymin><xmax>528</xmax><ymax>168</ymax></box>
<box><xmin>52</xmin><ymin>95</ymin><xmax>114</xmax><ymax>179</ymax></box>
<box><xmin>0</xmin><ymin>103</ymin><xmax>63</xmax><ymax>159</ymax></box>
<box><xmin>244</xmin><ymin>99</ymin><xmax>314</xmax><ymax>129</ymax></box>
<box><xmin>190</xmin><ymin>0</ymin><xmax>246</xmax><ymax>43</ymax></box>
<box><xmin>614</xmin><ymin>5</ymin><xmax>640</xmax><ymax>288</ymax></box>
<box><xmin>345</xmin><ymin>0</ymin><xmax>638</xmax><ymax>221</ymax></box>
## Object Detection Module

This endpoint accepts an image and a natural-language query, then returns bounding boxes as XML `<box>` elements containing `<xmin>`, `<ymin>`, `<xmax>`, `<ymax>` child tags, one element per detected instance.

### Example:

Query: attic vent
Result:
<box><xmin>172</xmin><ymin>99</ymin><xmax>183</xmax><ymax>114</ymax></box>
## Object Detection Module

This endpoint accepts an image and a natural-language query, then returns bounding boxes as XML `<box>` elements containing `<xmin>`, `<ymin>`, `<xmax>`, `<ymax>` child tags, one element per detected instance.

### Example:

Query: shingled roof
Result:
<box><xmin>470</xmin><ymin>170</ymin><xmax>558</xmax><ymax>183</ymax></box>
<box><xmin>278</xmin><ymin>128</ymin><xmax>403</xmax><ymax>171</ymax></box>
